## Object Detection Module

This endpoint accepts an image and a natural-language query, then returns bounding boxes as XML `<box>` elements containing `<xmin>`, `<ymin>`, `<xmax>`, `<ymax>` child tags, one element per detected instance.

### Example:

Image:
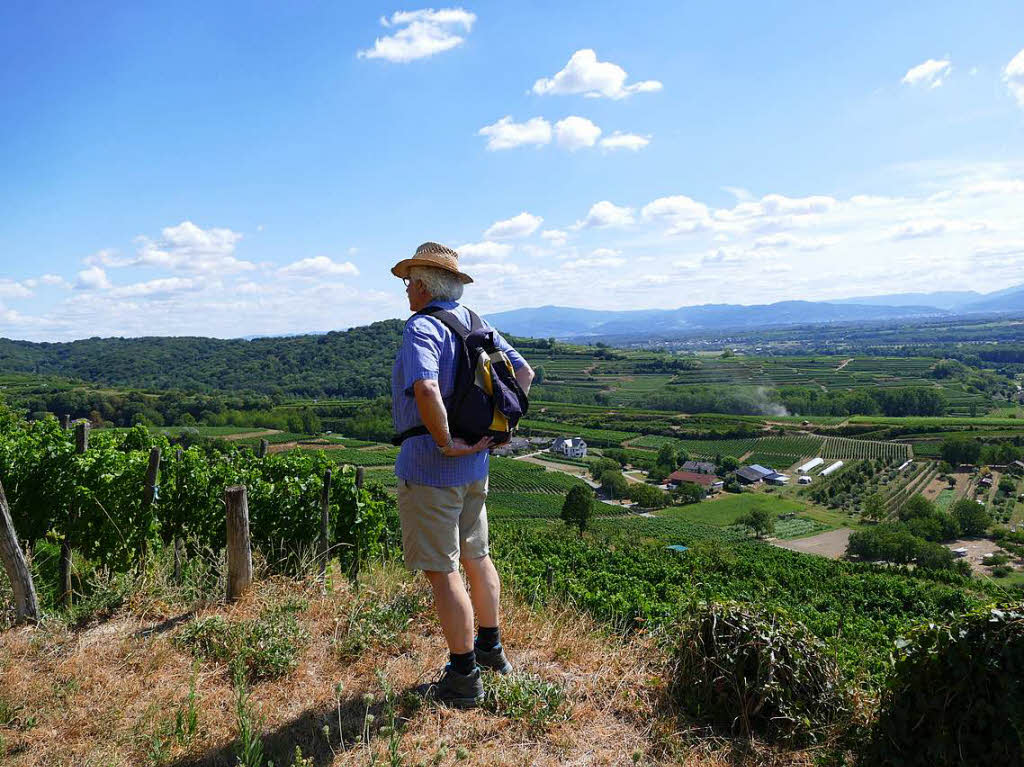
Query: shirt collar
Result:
<box><xmin>425</xmin><ymin>298</ymin><xmax>458</xmax><ymax>310</ymax></box>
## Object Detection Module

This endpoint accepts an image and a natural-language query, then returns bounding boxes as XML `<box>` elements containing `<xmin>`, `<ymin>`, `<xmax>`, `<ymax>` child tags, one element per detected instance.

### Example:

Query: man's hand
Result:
<box><xmin>442</xmin><ymin>436</ymin><xmax>493</xmax><ymax>457</ymax></box>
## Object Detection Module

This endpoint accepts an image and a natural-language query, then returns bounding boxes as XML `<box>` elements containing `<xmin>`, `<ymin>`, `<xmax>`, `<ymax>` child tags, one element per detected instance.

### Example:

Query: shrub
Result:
<box><xmin>672</xmin><ymin>602</ymin><xmax>853</xmax><ymax>744</ymax></box>
<box><xmin>483</xmin><ymin>673</ymin><xmax>569</xmax><ymax>733</ymax></box>
<box><xmin>865</xmin><ymin>604</ymin><xmax>1024</xmax><ymax>766</ymax></box>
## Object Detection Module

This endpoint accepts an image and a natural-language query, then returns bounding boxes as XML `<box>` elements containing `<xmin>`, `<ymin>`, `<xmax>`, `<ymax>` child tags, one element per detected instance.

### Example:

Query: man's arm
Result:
<box><xmin>412</xmin><ymin>379</ymin><xmax>492</xmax><ymax>456</ymax></box>
<box><xmin>515</xmin><ymin>362</ymin><xmax>535</xmax><ymax>395</ymax></box>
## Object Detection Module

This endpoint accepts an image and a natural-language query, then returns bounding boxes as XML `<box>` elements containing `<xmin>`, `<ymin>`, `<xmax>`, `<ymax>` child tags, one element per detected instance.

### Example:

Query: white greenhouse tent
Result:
<box><xmin>797</xmin><ymin>457</ymin><xmax>824</xmax><ymax>474</ymax></box>
<box><xmin>821</xmin><ymin>460</ymin><xmax>844</xmax><ymax>477</ymax></box>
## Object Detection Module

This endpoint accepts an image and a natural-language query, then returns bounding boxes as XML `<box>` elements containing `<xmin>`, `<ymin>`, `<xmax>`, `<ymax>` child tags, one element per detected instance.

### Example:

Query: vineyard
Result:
<box><xmin>487</xmin><ymin>491</ymin><xmax>630</xmax><ymax>521</ymax></box>
<box><xmin>821</xmin><ymin>436</ymin><xmax>912</xmax><ymax>461</ymax></box>
<box><xmin>489</xmin><ymin>458</ymin><xmax>587</xmax><ymax>493</ymax></box>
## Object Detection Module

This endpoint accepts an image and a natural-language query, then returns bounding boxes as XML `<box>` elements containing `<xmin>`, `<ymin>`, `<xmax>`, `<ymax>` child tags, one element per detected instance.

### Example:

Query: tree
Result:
<box><xmin>600</xmin><ymin>470</ymin><xmax>630</xmax><ymax>500</ymax></box>
<box><xmin>589</xmin><ymin>457</ymin><xmax>621</xmax><ymax>481</ymax></box>
<box><xmin>533</xmin><ymin>364</ymin><xmax>545</xmax><ymax>384</ymax></box>
<box><xmin>560</xmin><ymin>485</ymin><xmax>594</xmax><ymax>537</ymax></box>
<box><xmin>998</xmin><ymin>476</ymin><xmax>1016</xmax><ymax>495</ymax></box>
<box><xmin>673</xmin><ymin>481</ymin><xmax>705</xmax><ymax>505</ymax></box>
<box><xmin>719</xmin><ymin>455</ymin><xmax>740</xmax><ymax>472</ymax></box>
<box><xmin>951</xmin><ymin>499</ymin><xmax>992</xmax><ymax>537</ymax></box>
<box><xmin>628</xmin><ymin>482</ymin><xmax>669</xmax><ymax>509</ymax></box>
<box><xmin>738</xmin><ymin>508</ymin><xmax>774</xmax><ymax>539</ymax></box>
<box><xmin>656</xmin><ymin>443</ymin><xmax>679</xmax><ymax>471</ymax></box>
<box><xmin>862</xmin><ymin>491</ymin><xmax>886</xmax><ymax>522</ymax></box>
<box><xmin>940</xmin><ymin>435</ymin><xmax>982</xmax><ymax>467</ymax></box>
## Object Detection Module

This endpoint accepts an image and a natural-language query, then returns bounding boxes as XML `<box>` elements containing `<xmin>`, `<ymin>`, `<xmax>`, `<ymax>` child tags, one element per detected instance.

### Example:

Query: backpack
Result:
<box><xmin>392</xmin><ymin>307</ymin><xmax>529</xmax><ymax>447</ymax></box>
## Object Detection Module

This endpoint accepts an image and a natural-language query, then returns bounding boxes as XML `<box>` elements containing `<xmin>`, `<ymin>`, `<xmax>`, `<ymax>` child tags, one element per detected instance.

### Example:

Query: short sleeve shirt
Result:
<box><xmin>391</xmin><ymin>299</ymin><xmax>526</xmax><ymax>487</ymax></box>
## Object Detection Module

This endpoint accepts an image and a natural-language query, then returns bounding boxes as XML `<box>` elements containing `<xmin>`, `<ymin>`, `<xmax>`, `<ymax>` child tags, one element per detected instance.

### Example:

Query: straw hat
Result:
<box><xmin>391</xmin><ymin>242</ymin><xmax>473</xmax><ymax>285</ymax></box>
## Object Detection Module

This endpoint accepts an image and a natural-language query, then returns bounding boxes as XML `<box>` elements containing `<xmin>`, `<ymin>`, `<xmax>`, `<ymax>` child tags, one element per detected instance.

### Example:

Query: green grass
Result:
<box><xmin>656</xmin><ymin>493</ymin><xmax>807</xmax><ymax>528</ymax></box>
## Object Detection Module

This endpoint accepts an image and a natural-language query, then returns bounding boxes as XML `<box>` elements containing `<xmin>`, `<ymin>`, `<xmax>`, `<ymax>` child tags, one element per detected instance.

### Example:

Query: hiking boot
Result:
<box><xmin>475</xmin><ymin>643</ymin><xmax>513</xmax><ymax>675</ymax></box>
<box><xmin>414</xmin><ymin>664</ymin><xmax>484</xmax><ymax>708</ymax></box>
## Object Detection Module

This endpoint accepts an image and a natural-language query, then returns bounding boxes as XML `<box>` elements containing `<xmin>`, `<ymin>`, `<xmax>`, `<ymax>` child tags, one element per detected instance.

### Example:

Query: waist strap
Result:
<box><xmin>391</xmin><ymin>426</ymin><xmax>430</xmax><ymax>446</ymax></box>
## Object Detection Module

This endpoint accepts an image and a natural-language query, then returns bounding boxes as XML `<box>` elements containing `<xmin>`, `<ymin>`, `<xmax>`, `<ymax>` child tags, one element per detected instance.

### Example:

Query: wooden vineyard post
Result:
<box><xmin>60</xmin><ymin>414</ymin><xmax>70</xmax><ymax>430</ymax></box>
<box><xmin>225</xmin><ymin>486</ymin><xmax>253</xmax><ymax>602</ymax></box>
<box><xmin>351</xmin><ymin>467</ymin><xmax>364</xmax><ymax>590</ymax></box>
<box><xmin>60</xmin><ymin>422</ymin><xmax>90</xmax><ymax>608</ymax></box>
<box><xmin>139</xmin><ymin>447</ymin><xmax>161</xmax><ymax>564</ymax></box>
<box><xmin>0</xmin><ymin>480</ymin><xmax>39</xmax><ymax>624</ymax></box>
<box><xmin>173</xmin><ymin>449</ymin><xmax>183</xmax><ymax>581</ymax></box>
<box><xmin>257</xmin><ymin>439</ymin><xmax>269</xmax><ymax>458</ymax></box>
<box><xmin>318</xmin><ymin>469</ymin><xmax>332</xmax><ymax>587</ymax></box>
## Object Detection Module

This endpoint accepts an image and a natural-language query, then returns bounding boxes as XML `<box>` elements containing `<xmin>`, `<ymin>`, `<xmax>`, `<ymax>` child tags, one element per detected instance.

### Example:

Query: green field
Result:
<box><xmin>656</xmin><ymin>493</ymin><xmax>808</xmax><ymax>528</ymax></box>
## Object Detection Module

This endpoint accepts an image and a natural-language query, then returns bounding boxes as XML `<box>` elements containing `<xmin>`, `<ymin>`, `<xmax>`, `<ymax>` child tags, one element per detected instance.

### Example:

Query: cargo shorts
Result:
<box><xmin>397</xmin><ymin>477</ymin><xmax>490</xmax><ymax>573</ymax></box>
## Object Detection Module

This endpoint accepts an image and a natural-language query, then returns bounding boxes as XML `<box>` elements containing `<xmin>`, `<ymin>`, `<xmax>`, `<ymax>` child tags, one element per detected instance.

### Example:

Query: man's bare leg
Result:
<box><xmin>423</xmin><ymin>569</ymin><xmax>474</xmax><ymax>654</ymax></box>
<box><xmin>461</xmin><ymin>554</ymin><xmax>500</xmax><ymax>629</ymax></box>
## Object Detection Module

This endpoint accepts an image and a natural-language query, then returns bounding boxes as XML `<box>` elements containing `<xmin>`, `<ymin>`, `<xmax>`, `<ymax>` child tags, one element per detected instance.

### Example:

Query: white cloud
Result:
<box><xmin>974</xmin><ymin>240</ymin><xmax>1024</xmax><ymax>259</ymax></box>
<box><xmin>0</xmin><ymin>281</ymin><xmax>32</xmax><ymax>299</ymax></box>
<box><xmin>541</xmin><ymin>229</ymin><xmax>568</xmax><ymax>246</ymax></box>
<box><xmin>599</xmin><ymin>132</ymin><xmax>650</xmax><ymax>151</ymax></box>
<box><xmin>902</xmin><ymin>58</ymin><xmax>952</xmax><ymax>88</ymax></box>
<box><xmin>484</xmin><ymin>212</ymin><xmax>543</xmax><ymax>239</ymax></box>
<box><xmin>753</xmin><ymin>234</ymin><xmax>840</xmax><ymax>251</ymax></box>
<box><xmin>554</xmin><ymin>116</ymin><xmax>602</xmax><ymax>150</ymax></box>
<box><xmin>109</xmin><ymin>277</ymin><xmax>202</xmax><ymax>299</ymax></box>
<box><xmin>532</xmin><ymin>49</ymin><xmax>663</xmax><ymax>100</ymax></box>
<box><xmin>357</xmin><ymin>8</ymin><xmax>475</xmax><ymax>63</ymax></box>
<box><xmin>572</xmin><ymin>200</ymin><xmax>635</xmax><ymax>230</ymax></box>
<box><xmin>478</xmin><ymin>116</ymin><xmax>551</xmax><ymax>150</ymax></box>
<box><xmin>75</xmin><ymin>266</ymin><xmax>111</xmax><ymax>291</ymax></box>
<box><xmin>456</xmin><ymin>241</ymin><xmax>514</xmax><ymax>261</ymax></box>
<box><xmin>39</xmin><ymin>274</ymin><xmax>70</xmax><ymax>288</ymax></box>
<box><xmin>278</xmin><ymin>256</ymin><xmax>360</xmax><ymax>279</ymax></box>
<box><xmin>565</xmin><ymin>248</ymin><xmax>626</xmax><ymax>269</ymax></box>
<box><xmin>642</xmin><ymin>195</ymin><xmax>711</xmax><ymax>234</ymax></box>
<box><xmin>889</xmin><ymin>218</ymin><xmax>987</xmax><ymax>240</ymax></box>
<box><xmin>134</xmin><ymin>221</ymin><xmax>253</xmax><ymax>274</ymax></box>
<box><xmin>1004</xmin><ymin>49</ymin><xmax>1024</xmax><ymax>108</ymax></box>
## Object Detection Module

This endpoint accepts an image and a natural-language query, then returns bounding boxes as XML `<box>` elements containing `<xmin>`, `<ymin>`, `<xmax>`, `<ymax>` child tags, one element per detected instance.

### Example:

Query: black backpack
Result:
<box><xmin>392</xmin><ymin>307</ymin><xmax>529</xmax><ymax>447</ymax></box>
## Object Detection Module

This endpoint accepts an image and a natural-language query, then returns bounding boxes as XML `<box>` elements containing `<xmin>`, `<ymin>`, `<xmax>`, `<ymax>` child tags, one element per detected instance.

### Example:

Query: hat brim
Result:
<box><xmin>391</xmin><ymin>258</ymin><xmax>473</xmax><ymax>284</ymax></box>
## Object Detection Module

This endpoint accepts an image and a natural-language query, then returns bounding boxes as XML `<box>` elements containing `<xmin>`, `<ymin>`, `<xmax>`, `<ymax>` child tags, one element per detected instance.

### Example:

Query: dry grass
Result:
<box><xmin>0</xmin><ymin>563</ymin><xmax>817</xmax><ymax>766</ymax></box>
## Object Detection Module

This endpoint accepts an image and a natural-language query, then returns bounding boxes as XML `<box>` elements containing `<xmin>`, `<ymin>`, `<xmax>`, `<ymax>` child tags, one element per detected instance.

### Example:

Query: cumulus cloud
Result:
<box><xmin>889</xmin><ymin>218</ymin><xmax>987</xmax><ymax>240</ymax></box>
<box><xmin>484</xmin><ymin>212</ymin><xmax>543</xmax><ymax>239</ymax></box>
<box><xmin>278</xmin><ymin>256</ymin><xmax>360</xmax><ymax>279</ymax></box>
<box><xmin>357</xmin><ymin>8</ymin><xmax>475</xmax><ymax>63</ymax></box>
<box><xmin>478</xmin><ymin>116</ymin><xmax>551</xmax><ymax>150</ymax></box>
<box><xmin>134</xmin><ymin>221</ymin><xmax>253</xmax><ymax>274</ymax></box>
<box><xmin>554</xmin><ymin>116</ymin><xmax>602</xmax><ymax>150</ymax></box>
<box><xmin>902</xmin><ymin>58</ymin><xmax>952</xmax><ymax>88</ymax></box>
<box><xmin>599</xmin><ymin>132</ymin><xmax>650</xmax><ymax>151</ymax></box>
<box><xmin>0</xmin><ymin>281</ymin><xmax>33</xmax><ymax>299</ymax></box>
<box><xmin>456</xmin><ymin>241</ymin><xmax>514</xmax><ymax>261</ymax></box>
<box><xmin>109</xmin><ymin>277</ymin><xmax>202</xmax><ymax>299</ymax></box>
<box><xmin>541</xmin><ymin>229</ymin><xmax>568</xmax><ymax>246</ymax></box>
<box><xmin>75</xmin><ymin>266</ymin><xmax>112</xmax><ymax>291</ymax></box>
<box><xmin>532</xmin><ymin>49</ymin><xmax>663</xmax><ymax>100</ymax></box>
<box><xmin>642</xmin><ymin>195</ymin><xmax>711</xmax><ymax>234</ymax></box>
<box><xmin>572</xmin><ymin>200</ymin><xmax>635</xmax><ymax>230</ymax></box>
<box><xmin>1004</xmin><ymin>48</ymin><xmax>1024</xmax><ymax>107</ymax></box>
<box><xmin>753</xmin><ymin>234</ymin><xmax>840</xmax><ymax>251</ymax></box>
<box><xmin>39</xmin><ymin>274</ymin><xmax>71</xmax><ymax>288</ymax></box>
<box><xmin>565</xmin><ymin>248</ymin><xmax>626</xmax><ymax>269</ymax></box>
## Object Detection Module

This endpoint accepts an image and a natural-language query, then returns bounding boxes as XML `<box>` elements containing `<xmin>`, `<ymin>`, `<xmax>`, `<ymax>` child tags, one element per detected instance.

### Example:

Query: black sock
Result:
<box><xmin>450</xmin><ymin>649</ymin><xmax>476</xmax><ymax>675</ymax></box>
<box><xmin>476</xmin><ymin>626</ymin><xmax>500</xmax><ymax>651</ymax></box>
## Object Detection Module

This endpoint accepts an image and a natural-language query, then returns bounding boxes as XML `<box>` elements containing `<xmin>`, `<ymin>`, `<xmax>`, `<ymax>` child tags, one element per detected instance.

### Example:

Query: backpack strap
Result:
<box><xmin>414</xmin><ymin>306</ymin><xmax>480</xmax><ymax>340</ymax></box>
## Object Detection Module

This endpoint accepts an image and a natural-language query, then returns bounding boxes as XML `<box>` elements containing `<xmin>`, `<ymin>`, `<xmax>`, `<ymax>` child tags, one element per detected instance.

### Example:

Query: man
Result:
<box><xmin>390</xmin><ymin>241</ymin><xmax>534</xmax><ymax>708</ymax></box>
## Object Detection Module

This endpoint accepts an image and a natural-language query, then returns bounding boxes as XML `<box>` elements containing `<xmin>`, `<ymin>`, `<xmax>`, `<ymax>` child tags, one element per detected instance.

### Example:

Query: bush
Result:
<box><xmin>672</xmin><ymin>602</ymin><xmax>853</xmax><ymax>745</ymax></box>
<box><xmin>865</xmin><ymin>605</ymin><xmax>1024</xmax><ymax>766</ymax></box>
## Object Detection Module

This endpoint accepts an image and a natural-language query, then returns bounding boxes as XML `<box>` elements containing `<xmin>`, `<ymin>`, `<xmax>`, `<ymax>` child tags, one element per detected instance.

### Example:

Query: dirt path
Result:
<box><xmin>772</xmin><ymin>528</ymin><xmax>852</xmax><ymax>559</ymax></box>
<box><xmin>834</xmin><ymin>358</ymin><xmax>854</xmax><ymax>372</ymax></box>
<box><xmin>221</xmin><ymin>429</ymin><xmax>282</xmax><ymax>441</ymax></box>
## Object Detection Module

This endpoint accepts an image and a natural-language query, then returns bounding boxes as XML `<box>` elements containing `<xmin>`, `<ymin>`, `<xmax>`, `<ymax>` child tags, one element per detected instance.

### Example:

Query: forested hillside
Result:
<box><xmin>0</xmin><ymin>321</ymin><xmax>404</xmax><ymax>398</ymax></box>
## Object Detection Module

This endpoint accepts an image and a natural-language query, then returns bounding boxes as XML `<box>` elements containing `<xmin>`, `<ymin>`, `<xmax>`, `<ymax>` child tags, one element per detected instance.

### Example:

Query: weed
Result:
<box><xmin>333</xmin><ymin>590</ymin><xmax>423</xmax><ymax>660</ymax></box>
<box><xmin>483</xmin><ymin>673</ymin><xmax>570</xmax><ymax>733</ymax></box>
<box><xmin>233</xmin><ymin>666</ymin><xmax>265</xmax><ymax>767</ymax></box>
<box><xmin>176</xmin><ymin>604</ymin><xmax>308</xmax><ymax>682</ymax></box>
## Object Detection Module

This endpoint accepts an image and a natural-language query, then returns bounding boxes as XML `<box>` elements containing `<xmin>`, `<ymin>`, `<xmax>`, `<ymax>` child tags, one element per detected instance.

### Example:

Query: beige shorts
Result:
<box><xmin>397</xmin><ymin>477</ymin><xmax>490</xmax><ymax>572</ymax></box>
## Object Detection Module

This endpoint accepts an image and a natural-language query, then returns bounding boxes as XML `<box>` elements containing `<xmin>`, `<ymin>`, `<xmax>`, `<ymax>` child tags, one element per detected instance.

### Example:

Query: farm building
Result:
<box><xmin>491</xmin><ymin>436</ymin><xmax>531</xmax><ymax>457</ymax></box>
<box><xmin>797</xmin><ymin>457</ymin><xmax>824</xmax><ymax>474</ymax></box>
<box><xmin>681</xmin><ymin>460</ymin><xmax>717</xmax><ymax>474</ymax></box>
<box><xmin>979</xmin><ymin>475</ymin><xmax>993</xmax><ymax>488</ymax></box>
<box><xmin>820</xmin><ymin>460</ymin><xmax>844</xmax><ymax>477</ymax></box>
<box><xmin>952</xmin><ymin>547</ymin><xmax>969</xmax><ymax>558</ymax></box>
<box><xmin>667</xmin><ymin>470</ymin><xmax>723</xmax><ymax>494</ymax></box>
<box><xmin>550</xmin><ymin>436</ymin><xmax>587</xmax><ymax>459</ymax></box>
<box><xmin>798</xmin><ymin>475</ymin><xmax>813</xmax><ymax>485</ymax></box>
<box><xmin>1012</xmin><ymin>460</ymin><xmax>1024</xmax><ymax>474</ymax></box>
<box><xmin>736</xmin><ymin>465</ymin><xmax>772</xmax><ymax>484</ymax></box>
<box><xmin>765</xmin><ymin>472</ymin><xmax>790</xmax><ymax>486</ymax></box>
<box><xmin>897</xmin><ymin>459</ymin><xmax>913</xmax><ymax>471</ymax></box>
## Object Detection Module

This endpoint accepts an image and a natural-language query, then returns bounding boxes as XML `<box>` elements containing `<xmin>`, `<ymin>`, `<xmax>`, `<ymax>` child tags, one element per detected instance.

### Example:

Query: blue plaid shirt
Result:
<box><xmin>392</xmin><ymin>299</ymin><xmax>526</xmax><ymax>487</ymax></box>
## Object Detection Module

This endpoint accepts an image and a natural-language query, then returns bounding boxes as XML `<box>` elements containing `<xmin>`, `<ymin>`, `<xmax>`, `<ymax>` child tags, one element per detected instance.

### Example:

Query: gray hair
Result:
<box><xmin>409</xmin><ymin>265</ymin><xmax>464</xmax><ymax>301</ymax></box>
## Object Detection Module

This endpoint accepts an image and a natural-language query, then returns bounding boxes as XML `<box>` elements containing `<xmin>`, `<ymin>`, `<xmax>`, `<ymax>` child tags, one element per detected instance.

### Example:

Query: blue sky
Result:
<box><xmin>1</xmin><ymin>1</ymin><xmax>1023</xmax><ymax>340</ymax></box>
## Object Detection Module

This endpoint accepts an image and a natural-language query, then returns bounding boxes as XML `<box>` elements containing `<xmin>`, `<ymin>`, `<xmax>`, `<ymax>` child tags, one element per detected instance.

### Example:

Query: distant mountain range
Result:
<box><xmin>486</xmin><ymin>283</ymin><xmax>1024</xmax><ymax>340</ymax></box>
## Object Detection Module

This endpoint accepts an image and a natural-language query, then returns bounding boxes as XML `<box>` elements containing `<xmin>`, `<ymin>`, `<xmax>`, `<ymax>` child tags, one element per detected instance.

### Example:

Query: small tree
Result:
<box><xmin>862</xmin><ymin>492</ymin><xmax>887</xmax><ymax>522</ymax></box>
<box><xmin>628</xmin><ymin>482</ymin><xmax>669</xmax><ymax>509</ymax></box>
<box><xmin>674</xmin><ymin>481</ymin><xmax>705</xmax><ymax>505</ymax></box>
<box><xmin>738</xmin><ymin>508</ymin><xmax>775</xmax><ymax>539</ymax></box>
<box><xmin>951</xmin><ymin>499</ymin><xmax>992</xmax><ymax>537</ymax></box>
<box><xmin>657</xmin><ymin>443</ymin><xmax>679</xmax><ymax>471</ymax></box>
<box><xmin>561</xmin><ymin>485</ymin><xmax>594</xmax><ymax>537</ymax></box>
<box><xmin>719</xmin><ymin>455</ymin><xmax>740</xmax><ymax>472</ymax></box>
<box><xmin>600</xmin><ymin>469</ymin><xmax>630</xmax><ymax>500</ymax></box>
<box><xmin>589</xmin><ymin>457</ymin><xmax>621</xmax><ymax>481</ymax></box>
